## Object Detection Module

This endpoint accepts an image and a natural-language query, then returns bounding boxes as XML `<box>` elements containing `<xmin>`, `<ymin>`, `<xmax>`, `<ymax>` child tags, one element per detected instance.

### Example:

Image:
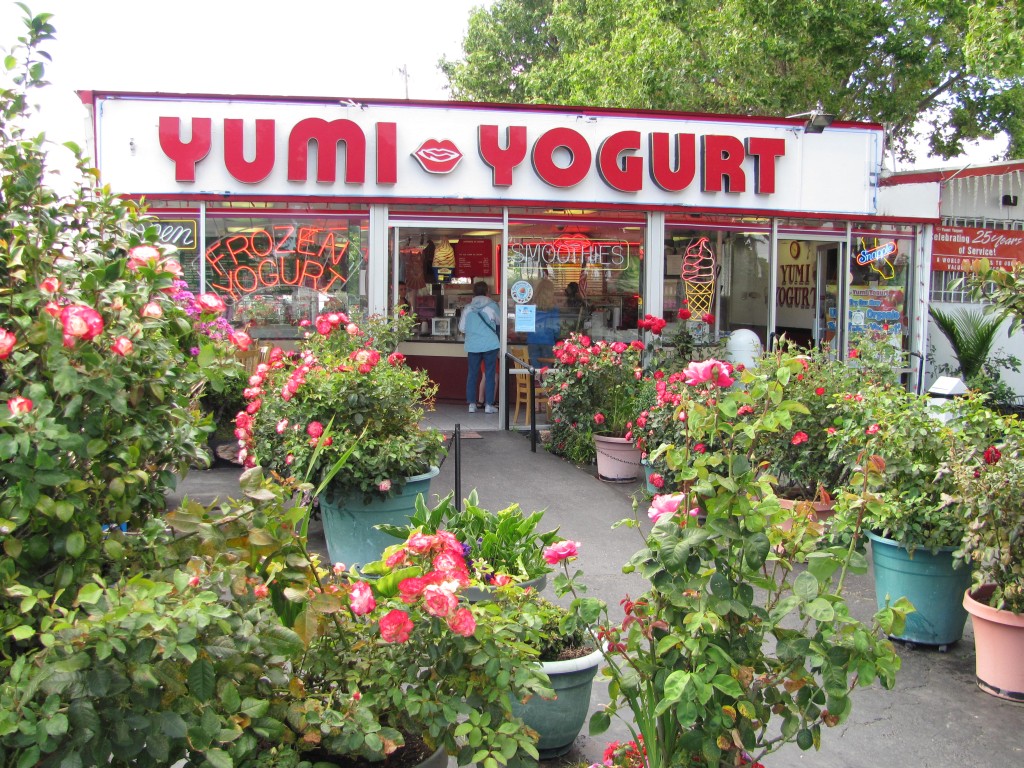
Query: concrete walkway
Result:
<box><xmin>169</xmin><ymin>424</ymin><xmax>1023</xmax><ymax>768</ymax></box>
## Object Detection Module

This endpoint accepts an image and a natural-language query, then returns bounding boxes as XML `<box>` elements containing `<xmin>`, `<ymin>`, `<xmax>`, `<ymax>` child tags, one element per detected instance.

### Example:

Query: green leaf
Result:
<box><xmin>805</xmin><ymin>597</ymin><xmax>836</xmax><ymax>622</ymax></box>
<box><xmin>711</xmin><ymin>674</ymin><xmax>744</xmax><ymax>698</ymax></box>
<box><xmin>76</xmin><ymin>583</ymin><xmax>103</xmax><ymax>605</ymax></box>
<box><xmin>588</xmin><ymin>709</ymin><xmax>611</xmax><ymax>735</ymax></box>
<box><xmin>203</xmin><ymin>748</ymin><xmax>233</xmax><ymax>768</ymax></box>
<box><xmin>793</xmin><ymin>570</ymin><xmax>819</xmax><ymax>601</ymax></box>
<box><xmin>188</xmin><ymin>658</ymin><xmax>216</xmax><ymax>702</ymax></box>
<box><xmin>65</xmin><ymin>531</ymin><xmax>86</xmax><ymax>558</ymax></box>
<box><xmin>160</xmin><ymin>711</ymin><xmax>188</xmax><ymax>739</ymax></box>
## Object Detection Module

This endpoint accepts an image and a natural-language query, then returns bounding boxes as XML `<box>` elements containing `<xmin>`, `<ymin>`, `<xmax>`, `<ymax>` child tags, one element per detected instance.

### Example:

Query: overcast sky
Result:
<box><xmin>0</xmin><ymin>0</ymin><xmax>1008</xmax><ymax>179</ymax></box>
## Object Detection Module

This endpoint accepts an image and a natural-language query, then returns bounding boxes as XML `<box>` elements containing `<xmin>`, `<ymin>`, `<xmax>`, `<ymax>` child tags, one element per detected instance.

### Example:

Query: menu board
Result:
<box><xmin>455</xmin><ymin>238</ymin><xmax>493</xmax><ymax>277</ymax></box>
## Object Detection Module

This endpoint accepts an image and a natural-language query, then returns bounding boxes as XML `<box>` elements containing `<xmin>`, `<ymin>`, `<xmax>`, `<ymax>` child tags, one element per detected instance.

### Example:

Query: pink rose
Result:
<box><xmin>492</xmin><ymin>573</ymin><xmax>512</xmax><ymax>587</ymax></box>
<box><xmin>866</xmin><ymin>424</ymin><xmax>881</xmax><ymax>435</ymax></box>
<box><xmin>110</xmin><ymin>336</ymin><xmax>133</xmax><ymax>357</ymax></box>
<box><xmin>379</xmin><ymin>479</ymin><xmax>392</xmax><ymax>492</ymax></box>
<box><xmin>126</xmin><ymin>245</ymin><xmax>162</xmax><ymax>270</ymax></box>
<box><xmin>253</xmin><ymin>583</ymin><xmax>269</xmax><ymax>599</ymax></box>
<box><xmin>316</xmin><ymin>318</ymin><xmax>333</xmax><ymax>336</ymax></box>
<box><xmin>230</xmin><ymin>330</ymin><xmax>252</xmax><ymax>351</ymax></box>
<box><xmin>60</xmin><ymin>304</ymin><xmax>104</xmax><ymax>345</ymax></box>
<box><xmin>791</xmin><ymin>431</ymin><xmax>809</xmax><ymax>446</ymax></box>
<box><xmin>40</xmin><ymin>276</ymin><xmax>60</xmax><ymax>293</ymax></box>
<box><xmin>543</xmin><ymin>540</ymin><xmax>580</xmax><ymax>565</ymax></box>
<box><xmin>195</xmin><ymin>293</ymin><xmax>226</xmax><ymax>314</ymax></box>
<box><xmin>306</xmin><ymin>421</ymin><xmax>324</xmax><ymax>438</ymax></box>
<box><xmin>648</xmin><ymin>493</ymin><xmax>685</xmax><ymax>524</ymax></box>
<box><xmin>398</xmin><ymin>576</ymin><xmax>430</xmax><ymax>604</ymax></box>
<box><xmin>447</xmin><ymin>607</ymin><xmax>476</xmax><ymax>637</ymax></box>
<box><xmin>406</xmin><ymin>533</ymin><xmax>433</xmax><ymax>554</ymax></box>
<box><xmin>7</xmin><ymin>397</ymin><xmax>33</xmax><ymax>416</ymax></box>
<box><xmin>388</xmin><ymin>352</ymin><xmax>405</xmax><ymax>366</ymax></box>
<box><xmin>422</xmin><ymin>585</ymin><xmax>458</xmax><ymax>618</ymax></box>
<box><xmin>0</xmin><ymin>328</ymin><xmax>15</xmax><ymax>359</ymax></box>
<box><xmin>432</xmin><ymin>550</ymin><xmax>468</xmax><ymax>579</ymax></box>
<box><xmin>682</xmin><ymin>359</ymin><xmax>734</xmax><ymax>388</ymax></box>
<box><xmin>379</xmin><ymin>609</ymin><xmax>414</xmax><ymax>643</ymax></box>
<box><xmin>593</xmin><ymin>413</ymin><xmax>606</xmax><ymax>425</ymax></box>
<box><xmin>348</xmin><ymin>581</ymin><xmax>376</xmax><ymax>615</ymax></box>
<box><xmin>140</xmin><ymin>302</ymin><xmax>163</xmax><ymax>319</ymax></box>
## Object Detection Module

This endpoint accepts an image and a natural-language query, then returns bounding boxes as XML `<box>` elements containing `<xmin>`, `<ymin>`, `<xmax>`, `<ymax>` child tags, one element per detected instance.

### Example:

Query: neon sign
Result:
<box><xmin>205</xmin><ymin>225</ymin><xmax>358</xmax><ymax>300</ymax></box>
<box><xmin>856</xmin><ymin>240</ymin><xmax>898</xmax><ymax>280</ymax></box>
<box><xmin>508</xmin><ymin>236</ymin><xmax>635</xmax><ymax>270</ymax></box>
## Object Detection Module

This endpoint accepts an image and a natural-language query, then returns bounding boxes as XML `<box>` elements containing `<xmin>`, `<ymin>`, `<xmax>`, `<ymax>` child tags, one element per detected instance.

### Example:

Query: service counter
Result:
<box><xmin>399</xmin><ymin>339</ymin><xmax>472</xmax><ymax>403</ymax></box>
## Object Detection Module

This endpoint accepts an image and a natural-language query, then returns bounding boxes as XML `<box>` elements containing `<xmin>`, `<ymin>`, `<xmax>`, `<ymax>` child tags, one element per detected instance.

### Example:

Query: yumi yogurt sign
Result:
<box><xmin>89</xmin><ymin>94</ymin><xmax>883</xmax><ymax>214</ymax></box>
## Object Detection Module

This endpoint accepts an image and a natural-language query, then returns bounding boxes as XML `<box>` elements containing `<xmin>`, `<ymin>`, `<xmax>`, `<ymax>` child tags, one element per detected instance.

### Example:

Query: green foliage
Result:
<box><xmin>239</xmin><ymin>309</ymin><xmax>446</xmax><ymax>501</ymax></box>
<box><xmin>826</xmin><ymin>389</ymin><xmax>1005</xmax><ymax>553</ymax></box>
<box><xmin>961</xmin><ymin>257</ymin><xmax>1024</xmax><ymax>337</ymax></box>
<box><xmin>929</xmin><ymin>305</ymin><xmax>1005</xmax><ymax>381</ymax></box>
<box><xmin>377</xmin><ymin>490</ymin><xmax>563</xmax><ymax>583</ymax></box>
<box><xmin>950</xmin><ymin>406</ymin><xmax>1024</xmax><ymax>613</ymax></box>
<box><xmin>545</xmin><ymin>333</ymin><xmax>654</xmax><ymax>464</ymax></box>
<box><xmin>443</xmin><ymin>0</ymin><xmax>1024</xmax><ymax>161</ymax></box>
<box><xmin>548</xmin><ymin>359</ymin><xmax>905</xmax><ymax>768</ymax></box>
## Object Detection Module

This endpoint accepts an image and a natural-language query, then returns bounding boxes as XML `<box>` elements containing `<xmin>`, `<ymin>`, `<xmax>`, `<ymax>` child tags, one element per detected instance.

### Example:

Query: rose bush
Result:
<box><xmin>546</xmin><ymin>357</ymin><xmax>906</xmax><ymax>768</ymax></box>
<box><xmin>378</xmin><ymin>490</ymin><xmax>565</xmax><ymax>585</ymax></box>
<box><xmin>237</xmin><ymin>309</ymin><xmax>445</xmax><ymax>501</ymax></box>
<box><xmin>545</xmin><ymin>333</ymin><xmax>654</xmax><ymax>464</ymax></box>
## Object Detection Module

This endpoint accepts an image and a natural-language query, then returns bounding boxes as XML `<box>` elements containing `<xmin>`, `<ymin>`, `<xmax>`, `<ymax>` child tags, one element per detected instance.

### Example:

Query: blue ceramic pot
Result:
<box><xmin>318</xmin><ymin>466</ymin><xmax>439</xmax><ymax>567</ymax></box>
<box><xmin>867</xmin><ymin>530</ymin><xmax>972</xmax><ymax>647</ymax></box>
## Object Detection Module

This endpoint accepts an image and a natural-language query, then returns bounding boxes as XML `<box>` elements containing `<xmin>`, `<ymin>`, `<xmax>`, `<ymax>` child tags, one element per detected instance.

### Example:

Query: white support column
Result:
<box><xmin>367</xmin><ymin>204</ymin><xmax>389</xmax><ymax>315</ymax></box>
<box><xmin>644</xmin><ymin>211</ymin><xmax>665</xmax><ymax>321</ymax></box>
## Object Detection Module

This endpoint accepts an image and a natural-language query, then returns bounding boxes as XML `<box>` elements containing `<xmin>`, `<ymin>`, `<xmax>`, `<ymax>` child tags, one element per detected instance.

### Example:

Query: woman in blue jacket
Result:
<box><xmin>459</xmin><ymin>281</ymin><xmax>501</xmax><ymax>413</ymax></box>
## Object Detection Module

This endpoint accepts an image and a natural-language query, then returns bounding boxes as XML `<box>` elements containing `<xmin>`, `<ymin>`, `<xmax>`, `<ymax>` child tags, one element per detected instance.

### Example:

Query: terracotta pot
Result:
<box><xmin>593</xmin><ymin>434</ymin><xmax>642</xmax><ymax>482</ymax></box>
<box><xmin>777</xmin><ymin>497</ymin><xmax>835</xmax><ymax>532</ymax></box>
<box><xmin>963</xmin><ymin>584</ymin><xmax>1024</xmax><ymax>702</ymax></box>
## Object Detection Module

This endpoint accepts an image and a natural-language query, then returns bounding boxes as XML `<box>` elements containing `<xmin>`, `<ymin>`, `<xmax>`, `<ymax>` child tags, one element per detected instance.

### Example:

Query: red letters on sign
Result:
<box><xmin>532</xmin><ymin>127</ymin><xmax>592</xmax><ymax>188</ymax></box>
<box><xmin>159</xmin><ymin>117</ymin><xmax>212</xmax><ymax>182</ymax></box>
<box><xmin>478</xmin><ymin>125</ymin><xmax>528</xmax><ymax>186</ymax></box>
<box><xmin>156</xmin><ymin>116</ymin><xmax>788</xmax><ymax>196</ymax></box>
<box><xmin>597</xmin><ymin>131</ymin><xmax>643</xmax><ymax>193</ymax></box>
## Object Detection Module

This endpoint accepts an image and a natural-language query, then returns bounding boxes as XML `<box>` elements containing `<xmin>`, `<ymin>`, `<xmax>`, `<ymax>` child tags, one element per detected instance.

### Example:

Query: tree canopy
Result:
<box><xmin>440</xmin><ymin>0</ymin><xmax>1024</xmax><ymax>162</ymax></box>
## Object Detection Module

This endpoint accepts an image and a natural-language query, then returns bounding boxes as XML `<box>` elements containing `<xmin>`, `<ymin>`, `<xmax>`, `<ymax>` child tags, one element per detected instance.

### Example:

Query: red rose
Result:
<box><xmin>447</xmin><ymin>607</ymin><xmax>476</xmax><ymax>637</ymax></box>
<box><xmin>379</xmin><ymin>609</ymin><xmax>414</xmax><ymax>643</ymax></box>
<box><xmin>59</xmin><ymin>304</ymin><xmax>104</xmax><ymax>346</ymax></box>
<box><xmin>110</xmin><ymin>336</ymin><xmax>133</xmax><ymax>356</ymax></box>
<box><xmin>0</xmin><ymin>328</ymin><xmax>15</xmax><ymax>359</ymax></box>
<box><xmin>983</xmin><ymin>446</ymin><xmax>1001</xmax><ymax>465</ymax></box>
<box><xmin>7</xmin><ymin>396</ymin><xmax>33</xmax><ymax>416</ymax></box>
<box><xmin>195</xmin><ymin>293</ymin><xmax>227</xmax><ymax>314</ymax></box>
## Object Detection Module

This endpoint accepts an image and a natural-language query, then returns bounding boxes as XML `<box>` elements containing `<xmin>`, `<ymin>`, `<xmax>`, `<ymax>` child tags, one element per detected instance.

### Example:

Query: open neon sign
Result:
<box><xmin>205</xmin><ymin>225</ymin><xmax>358</xmax><ymax>300</ymax></box>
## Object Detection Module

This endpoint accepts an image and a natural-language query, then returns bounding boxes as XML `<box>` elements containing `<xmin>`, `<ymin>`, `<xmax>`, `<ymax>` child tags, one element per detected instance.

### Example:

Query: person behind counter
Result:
<box><xmin>564</xmin><ymin>281</ymin><xmax>590</xmax><ymax>332</ymax></box>
<box><xmin>458</xmin><ymin>281</ymin><xmax>500</xmax><ymax>414</ymax></box>
<box><xmin>527</xmin><ymin>278</ymin><xmax>560</xmax><ymax>367</ymax></box>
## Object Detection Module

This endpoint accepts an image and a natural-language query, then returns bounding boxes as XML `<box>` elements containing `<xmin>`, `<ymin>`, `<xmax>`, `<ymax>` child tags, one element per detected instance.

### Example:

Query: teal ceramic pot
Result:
<box><xmin>867</xmin><ymin>530</ymin><xmax>973</xmax><ymax>647</ymax></box>
<box><xmin>463</xmin><ymin>573</ymin><xmax>548</xmax><ymax>603</ymax></box>
<box><xmin>512</xmin><ymin>648</ymin><xmax>603</xmax><ymax>759</ymax></box>
<box><xmin>318</xmin><ymin>466</ymin><xmax>439</xmax><ymax>567</ymax></box>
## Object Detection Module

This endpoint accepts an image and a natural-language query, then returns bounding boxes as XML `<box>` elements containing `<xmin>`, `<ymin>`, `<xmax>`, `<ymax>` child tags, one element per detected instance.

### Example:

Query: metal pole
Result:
<box><xmin>454</xmin><ymin>423</ymin><xmax>462</xmax><ymax>511</ymax></box>
<box><xmin>528</xmin><ymin>373</ymin><xmax>538</xmax><ymax>453</ymax></box>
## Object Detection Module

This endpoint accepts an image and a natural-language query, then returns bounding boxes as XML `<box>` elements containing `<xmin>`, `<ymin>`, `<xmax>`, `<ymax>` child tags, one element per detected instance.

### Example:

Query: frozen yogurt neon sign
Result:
<box><xmin>205</xmin><ymin>225</ymin><xmax>355</xmax><ymax>300</ymax></box>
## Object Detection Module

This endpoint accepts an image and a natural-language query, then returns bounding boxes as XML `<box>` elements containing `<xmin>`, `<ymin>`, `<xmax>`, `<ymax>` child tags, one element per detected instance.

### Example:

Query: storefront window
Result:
<box><xmin>506</xmin><ymin>213</ymin><xmax>645</xmax><ymax>361</ymax></box>
<box><xmin>848</xmin><ymin>226</ymin><xmax>915</xmax><ymax>351</ymax></box>
<box><xmin>202</xmin><ymin>213</ymin><xmax>368</xmax><ymax>338</ymax></box>
<box><xmin>665</xmin><ymin>217</ymin><xmax>772</xmax><ymax>354</ymax></box>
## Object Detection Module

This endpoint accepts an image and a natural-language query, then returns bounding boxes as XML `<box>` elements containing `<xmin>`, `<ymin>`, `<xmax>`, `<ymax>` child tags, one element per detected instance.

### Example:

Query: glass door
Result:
<box><xmin>776</xmin><ymin>238</ymin><xmax>844</xmax><ymax>350</ymax></box>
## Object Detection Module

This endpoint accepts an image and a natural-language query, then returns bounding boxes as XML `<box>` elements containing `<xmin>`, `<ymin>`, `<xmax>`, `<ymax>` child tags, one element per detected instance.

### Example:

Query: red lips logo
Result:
<box><xmin>413</xmin><ymin>139</ymin><xmax>463</xmax><ymax>174</ymax></box>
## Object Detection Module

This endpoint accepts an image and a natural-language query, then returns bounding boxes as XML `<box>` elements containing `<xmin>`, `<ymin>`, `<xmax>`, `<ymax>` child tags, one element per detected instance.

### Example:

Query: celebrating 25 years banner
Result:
<box><xmin>932</xmin><ymin>225</ymin><xmax>1024</xmax><ymax>271</ymax></box>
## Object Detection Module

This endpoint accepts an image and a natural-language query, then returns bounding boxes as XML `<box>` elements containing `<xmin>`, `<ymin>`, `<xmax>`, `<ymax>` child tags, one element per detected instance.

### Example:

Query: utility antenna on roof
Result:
<box><xmin>397</xmin><ymin>64</ymin><xmax>410</xmax><ymax>100</ymax></box>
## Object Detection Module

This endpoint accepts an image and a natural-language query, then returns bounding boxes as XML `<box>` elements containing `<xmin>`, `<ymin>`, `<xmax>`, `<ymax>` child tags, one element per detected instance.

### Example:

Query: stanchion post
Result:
<box><xmin>454</xmin><ymin>423</ymin><xmax>462</xmax><ymax>512</ymax></box>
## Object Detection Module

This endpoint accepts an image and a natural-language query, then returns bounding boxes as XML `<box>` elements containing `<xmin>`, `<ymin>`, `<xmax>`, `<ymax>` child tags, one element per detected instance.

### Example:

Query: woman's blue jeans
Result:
<box><xmin>467</xmin><ymin>348</ymin><xmax>499</xmax><ymax>405</ymax></box>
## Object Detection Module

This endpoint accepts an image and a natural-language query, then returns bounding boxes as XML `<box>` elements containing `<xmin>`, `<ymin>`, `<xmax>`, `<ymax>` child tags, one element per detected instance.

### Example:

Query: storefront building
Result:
<box><xmin>82</xmin><ymin>93</ymin><xmax>935</xmax><ymax>403</ymax></box>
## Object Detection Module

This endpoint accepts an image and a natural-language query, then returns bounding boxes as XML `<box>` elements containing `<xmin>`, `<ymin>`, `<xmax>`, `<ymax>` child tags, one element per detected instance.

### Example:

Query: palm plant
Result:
<box><xmin>929</xmin><ymin>306</ymin><xmax>1004</xmax><ymax>381</ymax></box>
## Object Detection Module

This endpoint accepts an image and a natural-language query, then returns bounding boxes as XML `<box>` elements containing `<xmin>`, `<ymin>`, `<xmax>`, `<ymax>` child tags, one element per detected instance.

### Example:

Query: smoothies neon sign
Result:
<box><xmin>508</xmin><ymin>234</ymin><xmax>636</xmax><ymax>270</ymax></box>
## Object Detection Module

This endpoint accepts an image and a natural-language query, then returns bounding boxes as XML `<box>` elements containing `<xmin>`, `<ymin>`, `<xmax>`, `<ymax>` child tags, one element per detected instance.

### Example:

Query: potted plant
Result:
<box><xmin>950</xmin><ymin>402</ymin><xmax>1024</xmax><ymax>701</ymax></box>
<box><xmin>500</xmin><ymin>587</ymin><xmax>602</xmax><ymax>759</ymax></box>
<box><xmin>545</xmin><ymin>333</ymin><xmax>654</xmax><ymax>480</ymax></box>
<box><xmin>376</xmin><ymin>490</ymin><xmax>564</xmax><ymax>597</ymax></box>
<box><xmin>545</xmin><ymin>357</ymin><xmax>907</xmax><ymax>768</ymax></box>
<box><xmin>825</xmin><ymin>385</ymin><xmax>1012</xmax><ymax>647</ymax></box>
<box><xmin>236</xmin><ymin>309</ymin><xmax>446</xmax><ymax>566</ymax></box>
